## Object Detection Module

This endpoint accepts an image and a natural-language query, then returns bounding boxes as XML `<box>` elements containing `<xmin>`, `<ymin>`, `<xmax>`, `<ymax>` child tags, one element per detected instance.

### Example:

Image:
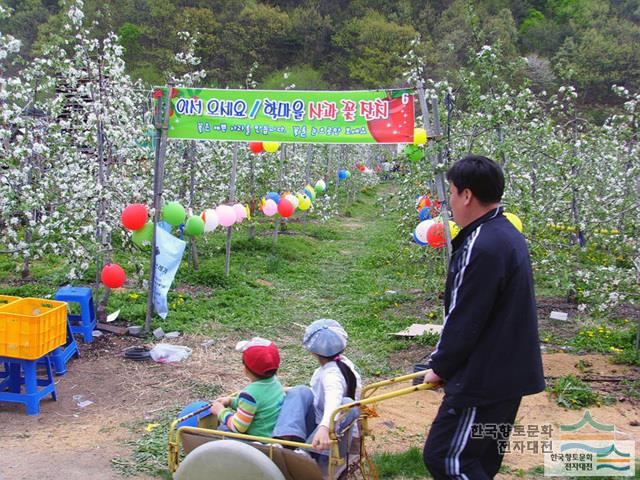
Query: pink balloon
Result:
<box><xmin>216</xmin><ymin>205</ymin><xmax>236</xmax><ymax>227</ymax></box>
<box><xmin>233</xmin><ymin>203</ymin><xmax>246</xmax><ymax>223</ymax></box>
<box><xmin>262</xmin><ymin>199</ymin><xmax>277</xmax><ymax>217</ymax></box>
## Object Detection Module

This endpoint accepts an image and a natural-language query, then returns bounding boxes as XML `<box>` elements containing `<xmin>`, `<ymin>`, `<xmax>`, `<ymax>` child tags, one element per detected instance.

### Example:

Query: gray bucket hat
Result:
<box><xmin>303</xmin><ymin>319</ymin><xmax>348</xmax><ymax>357</ymax></box>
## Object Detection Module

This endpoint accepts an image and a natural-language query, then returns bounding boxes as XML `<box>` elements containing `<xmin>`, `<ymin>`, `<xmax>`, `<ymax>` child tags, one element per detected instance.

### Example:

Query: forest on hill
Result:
<box><xmin>2</xmin><ymin>0</ymin><xmax>639</xmax><ymax>107</ymax></box>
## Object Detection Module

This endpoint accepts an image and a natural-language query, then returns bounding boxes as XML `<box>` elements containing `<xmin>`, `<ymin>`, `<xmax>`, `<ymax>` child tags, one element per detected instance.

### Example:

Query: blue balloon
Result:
<box><xmin>304</xmin><ymin>187</ymin><xmax>315</xmax><ymax>200</ymax></box>
<box><xmin>265</xmin><ymin>192</ymin><xmax>281</xmax><ymax>204</ymax></box>
<box><xmin>419</xmin><ymin>207</ymin><xmax>432</xmax><ymax>221</ymax></box>
<box><xmin>176</xmin><ymin>401</ymin><xmax>211</xmax><ymax>429</ymax></box>
<box><xmin>338</xmin><ymin>170</ymin><xmax>348</xmax><ymax>180</ymax></box>
<box><xmin>413</xmin><ymin>230</ymin><xmax>427</xmax><ymax>246</ymax></box>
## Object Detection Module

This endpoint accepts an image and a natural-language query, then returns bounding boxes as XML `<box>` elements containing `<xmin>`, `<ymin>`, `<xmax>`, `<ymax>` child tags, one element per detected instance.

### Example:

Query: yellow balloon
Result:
<box><xmin>298</xmin><ymin>194</ymin><xmax>312</xmax><ymax>211</ymax></box>
<box><xmin>448</xmin><ymin>221</ymin><xmax>460</xmax><ymax>239</ymax></box>
<box><xmin>305</xmin><ymin>184</ymin><xmax>316</xmax><ymax>201</ymax></box>
<box><xmin>504</xmin><ymin>212</ymin><xmax>523</xmax><ymax>233</ymax></box>
<box><xmin>413</xmin><ymin>128</ymin><xmax>427</xmax><ymax>146</ymax></box>
<box><xmin>263</xmin><ymin>141</ymin><xmax>280</xmax><ymax>153</ymax></box>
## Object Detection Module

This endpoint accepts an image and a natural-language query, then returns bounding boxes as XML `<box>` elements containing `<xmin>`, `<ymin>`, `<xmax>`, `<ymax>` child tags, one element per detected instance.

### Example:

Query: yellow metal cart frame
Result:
<box><xmin>168</xmin><ymin>370</ymin><xmax>436</xmax><ymax>479</ymax></box>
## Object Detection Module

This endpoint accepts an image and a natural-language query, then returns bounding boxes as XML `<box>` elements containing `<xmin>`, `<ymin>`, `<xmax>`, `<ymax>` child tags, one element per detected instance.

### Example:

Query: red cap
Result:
<box><xmin>240</xmin><ymin>339</ymin><xmax>280</xmax><ymax>377</ymax></box>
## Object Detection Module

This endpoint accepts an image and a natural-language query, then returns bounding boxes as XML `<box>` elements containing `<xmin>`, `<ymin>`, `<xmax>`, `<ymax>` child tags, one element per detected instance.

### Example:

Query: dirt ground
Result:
<box><xmin>1</xmin><ymin>335</ymin><xmax>639</xmax><ymax>480</ymax></box>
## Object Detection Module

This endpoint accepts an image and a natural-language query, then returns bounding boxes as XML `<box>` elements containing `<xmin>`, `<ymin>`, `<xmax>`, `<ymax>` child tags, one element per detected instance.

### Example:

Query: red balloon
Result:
<box><xmin>426</xmin><ymin>223</ymin><xmax>446</xmax><ymax>248</ymax></box>
<box><xmin>277</xmin><ymin>198</ymin><xmax>294</xmax><ymax>218</ymax></box>
<box><xmin>357</xmin><ymin>164</ymin><xmax>366</xmax><ymax>171</ymax></box>
<box><xmin>121</xmin><ymin>204</ymin><xmax>148</xmax><ymax>230</ymax></box>
<box><xmin>101</xmin><ymin>263</ymin><xmax>126</xmax><ymax>289</ymax></box>
<box><xmin>249</xmin><ymin>142</ymin><xmax>264</xmax><ymax>154</ymax></box>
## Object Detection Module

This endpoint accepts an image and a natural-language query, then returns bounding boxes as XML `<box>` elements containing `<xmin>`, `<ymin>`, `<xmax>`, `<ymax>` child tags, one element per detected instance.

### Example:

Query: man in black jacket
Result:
<box><xmin>423</xmin><ymin>155</ymin><xmax>545</xmax><ymax>479</ymax></box>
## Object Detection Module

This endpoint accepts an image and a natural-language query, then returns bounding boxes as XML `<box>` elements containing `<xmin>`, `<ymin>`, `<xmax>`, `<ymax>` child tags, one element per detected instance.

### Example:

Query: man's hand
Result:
<box><xmin>210</xmin><ymin>401</ymin><xmax>226</xmax><ymax>416</ymax></box>
<box><xmin>423</xmin><ymin>370</ymin><xmax>444</xmax><ymax>386</ymax></box>
<box><xmin>311</xmin><ymin>425</ymin><xmax>331</xmax><ymax>451</ymax></box>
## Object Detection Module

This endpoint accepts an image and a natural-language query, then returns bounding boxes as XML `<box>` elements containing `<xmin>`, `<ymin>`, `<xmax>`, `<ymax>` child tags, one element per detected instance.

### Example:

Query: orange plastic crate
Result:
<box><xmin>0</xmin><ymin>298</ymin><xmax>67</xmax><ymax>360</ymax></box>
<box><xmin>0</xmin><ymin>295</ymin><xmax>20</xmax><ymax>307</ymax></box>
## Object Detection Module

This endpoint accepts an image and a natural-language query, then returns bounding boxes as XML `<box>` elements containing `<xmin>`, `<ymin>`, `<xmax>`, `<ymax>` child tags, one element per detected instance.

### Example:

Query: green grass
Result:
<box><xmin>547</xmin><ymin>374</ymin><xmax>612</xmax><ymax>409</ymax></box>
<box><xmin>374</xmin><ymin>447</ymin><xmax>430</xmax><ymax>479</ymax></box>
<box><xmin>112</xmin><ymin>408</ymin><xmax>179</xmax><ymax>478</ymax></box>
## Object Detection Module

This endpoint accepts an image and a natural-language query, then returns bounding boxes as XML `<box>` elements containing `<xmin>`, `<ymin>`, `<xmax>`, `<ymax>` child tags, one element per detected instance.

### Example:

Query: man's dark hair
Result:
<box><xmin>446</xmin><ymin>155</ymin><xmax>504</xmax><ymax>204</ymax></box>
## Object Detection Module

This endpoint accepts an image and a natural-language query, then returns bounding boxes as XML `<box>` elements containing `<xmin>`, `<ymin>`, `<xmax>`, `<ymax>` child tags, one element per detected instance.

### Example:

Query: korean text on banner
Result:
<box><xmin>153</xmin><ymin>87</ymin><xmax>415</xmax><ymax>144</ymax></box>
<box><xmin>153</xmin><ymin>226</ymin><xmax>187</xmax><ymax>319</ymax></box>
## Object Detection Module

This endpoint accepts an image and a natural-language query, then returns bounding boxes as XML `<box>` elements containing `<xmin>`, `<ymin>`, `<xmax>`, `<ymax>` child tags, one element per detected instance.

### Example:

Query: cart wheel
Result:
<box><xmin>175</xmin><ymin>439</ymin><xmax>286</xmax><ymax>480</ymax></box>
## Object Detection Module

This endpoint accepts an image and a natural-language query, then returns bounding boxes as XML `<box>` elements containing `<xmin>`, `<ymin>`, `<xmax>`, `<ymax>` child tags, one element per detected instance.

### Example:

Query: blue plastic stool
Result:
<box><xmin>55</xmin><ymin>286</ymin><xmax>96</xmax><ymax>343</ymax></box>
<box><xmin>38</xmin><ymin>317</ymin><xmax>79</xmax><ymax>375</ymax></box>
<box><xmin>0</xmin><ymin>356</ymin><xmax>57</xmax><ymax>416</ymax></box>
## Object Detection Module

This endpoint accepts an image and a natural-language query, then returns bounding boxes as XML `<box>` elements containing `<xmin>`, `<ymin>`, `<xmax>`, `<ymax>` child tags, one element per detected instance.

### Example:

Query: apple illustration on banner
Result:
<box><xmin>366</xmin><ymin>91</ymin><xmax>414</xmax><ymax>143</ymax></box>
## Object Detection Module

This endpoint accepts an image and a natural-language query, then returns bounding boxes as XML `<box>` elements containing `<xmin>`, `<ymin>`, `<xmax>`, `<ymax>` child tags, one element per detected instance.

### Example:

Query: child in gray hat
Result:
<box><xmin>273</xmin><ymin>319</ymin><xmax>361</xmax><ymax>454</ymax></box>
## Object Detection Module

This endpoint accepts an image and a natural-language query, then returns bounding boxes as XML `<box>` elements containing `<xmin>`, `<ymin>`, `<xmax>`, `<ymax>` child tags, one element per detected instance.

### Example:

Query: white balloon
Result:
<box><xmin>285</xmin><ymin>193</ymin><xmax>299</xmax><ymax>209</ymax></box>
<box><xmin>414</xmin><ymin>219</ymin><xmax>435</xmax><ymax>244</ymax></box>
<box><xmin>201</xmin><ymin>209</ymin><xmax>219</xmax><ymax>232</ymax></box>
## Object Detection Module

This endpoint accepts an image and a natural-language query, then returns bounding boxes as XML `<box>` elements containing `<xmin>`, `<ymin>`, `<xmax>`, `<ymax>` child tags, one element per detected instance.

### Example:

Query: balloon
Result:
<box><xmin>216</xmin><ymin>205</ymin><xmax>236</xmax><ymax>227</ymax></box>
<box><xmin>121</xmin><ymin>204</ymin><xmax>148</xmax><ymax>231</ymax></box>
<box><xmin>504</xmin><ymin>212</ymin><xmax>523</xmax><ymax>233</ymax></box>
<box><xmin>338</xmin><ymin>170</ymin><xmax>348</xmax><ymax>180</ymax></box>
<box><xmin>404</xmin><ymin>144</ymin><xmax>424</xmax><ymax>162</ymax></box>
<box><xmin>297</xmin><ymin>193</ymin><xmax>312</xmax><ymax>211</ymax></box>
<box><xmin>262</xmin><ymin>199</ymin><xmax>277</xmax><ymax>216</ymax></box>
<box><xmin>449</xmin><ymin>221</ymin><xmax>461</xmax><ymax>239</ymax></box>
<box><xmin>345</xmin><ymin>170</ymin><xmax>351</xmax><ymax>178</ymax></box>
<box><xmin>185</xmin><ymin>216</ymin><xmax>205</xmax><ymax>236</ymax></box>
<box><xmin>315</xmin><ymin>180</ymin><xmax>326</xmax><ymax>193</ymax></box>
<box><xmin>285</xmin><ymin>193</ymin><xmax>299</xmax><ymax>209</ymax></box>
<box><xmin>201</xmin><ymin>209</ymin><xmax>219</xmax><ymax>232</ymax></box>
<box><xmin>163</xmin><ymin>201</ymin><xmax>185</xmax><ymax>226</ymax></box>
<box><xmin>132</xmin><ymin>222</ymin><xmax>153</xmax><ymax>248</ymax></box>
<box><xmin>356</xmin><ymin>164</ymin><xmax>366</xmax><ymax>172</ymax></box>
<box><xmin>233</xmin><ymin>203</ymin><xmax>247</xmax><ymax>223</ymax></box>
<box><xmin>101</xmin><ymin>263</ymin><xmax>126</xmax><ymax>289</ymax></box>
<box><xmin>414</xmin><ymin>127</ymin><xmax>428</xmax><ymax>146</ymax></box>
<box><xmin>413</xmin><ymin>230</ymin><xmax>428</xmax><ymax>246</ymax></box>
<box><xmin>414</xmin><ymin>219</ymin><xmax>434</xmax><ymax>244</ymax></box>
<box><xmin>419</xmin><ymin>206</ymin><xmax>432</xmax><ymax>221</ymax></box>
<box><xmin>278</xmin><ymin>198</ymin><xmax>294</xmax><ymax>218</ymax></box>
<box><xmin>427</xmin><ymin>222</ymin><xmax>446</xmax><ymax>248</ymax></box>
<box><xmin>249</xmin><ymin>142</ymin><xmax>264</xmax><ymax>154</ymax></box>
<box><xmin>263</xmin><ymin>141</ymin><xmax>280</xmax><ymax>153</ymax></box>
<box><xmin>304</xmin><ymin>184</ymin><xmax>316</xmax><ymax>201</ymax></box>
<box><xmin>265</xmin><ymin>192</ymin><xmax>281</xmax><ymax>204</ymax></box>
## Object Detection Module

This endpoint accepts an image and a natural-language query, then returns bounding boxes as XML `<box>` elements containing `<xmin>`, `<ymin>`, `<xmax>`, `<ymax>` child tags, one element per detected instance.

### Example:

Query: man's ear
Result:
<box><xmin>463</xmin><ymin>188</ymin><xmax>473</xmax><ymax>206</ymax></box>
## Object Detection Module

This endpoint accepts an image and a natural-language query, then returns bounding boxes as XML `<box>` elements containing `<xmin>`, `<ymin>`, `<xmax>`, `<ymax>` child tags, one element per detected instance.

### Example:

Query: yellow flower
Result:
<box><xmin>144</xmin><ymin>423</ymin><xmax>160</xmax><ymax>432</ymax></box>
<box><xmin>128</xmin><ymin>293</ymin><xmax>140</xmax><ymax>299</ymax></box>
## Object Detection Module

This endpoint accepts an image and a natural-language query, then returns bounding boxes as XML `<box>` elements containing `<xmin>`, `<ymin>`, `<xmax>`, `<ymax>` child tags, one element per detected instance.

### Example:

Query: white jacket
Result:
<box><xmin>309</xmin><ymin>355</ymin><xmax>362</xmax><ymax>429</ymax></box>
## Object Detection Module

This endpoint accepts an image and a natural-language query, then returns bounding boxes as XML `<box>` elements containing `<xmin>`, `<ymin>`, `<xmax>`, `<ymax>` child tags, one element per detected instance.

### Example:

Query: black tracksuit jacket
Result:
<box><xmin>429</xmin><ymin>207</ymin><xmax>545</xmax><ymax>407</ymax></box>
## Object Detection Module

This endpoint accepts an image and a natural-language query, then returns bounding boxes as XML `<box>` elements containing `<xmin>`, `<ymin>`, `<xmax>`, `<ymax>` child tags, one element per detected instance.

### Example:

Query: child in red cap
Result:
<box><xmin>210</xmin><ymin>338</ymin><xmax>284</xmax><ymax>437</ymax></box>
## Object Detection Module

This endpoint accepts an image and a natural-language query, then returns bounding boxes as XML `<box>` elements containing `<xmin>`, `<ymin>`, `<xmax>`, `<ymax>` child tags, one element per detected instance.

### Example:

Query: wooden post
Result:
<box><xmin>187</xmin><ymin>141</ymin><xmax>199</xmax><ymax>271</ymax></box>
<box><xmin>144</xmin><ymin>82</ymin><xmax>173</xmax><ymax>333</ymax></box>
<box><xmin>416</xmin><ymin>81</ymin><xmax>452</xmax><ymax>262</ymax></box>
<box><xmin>225</xmin><ymin>143</ymin><xmax>239</xmax><ymax>276</ymax></box>
<box><xmin>248</xmin><ymin>151</ymin><xmax>256</xmax><ymax>240</ymax></box>
<box><xmin>273</xmin><ymin>145</ymin><xmax>285</xmax><ymax>244</ymax></box>
<box><xmin>303</xmin><ymin>144</ymin><xmax>312</xmax><ymax>229</ymax></box>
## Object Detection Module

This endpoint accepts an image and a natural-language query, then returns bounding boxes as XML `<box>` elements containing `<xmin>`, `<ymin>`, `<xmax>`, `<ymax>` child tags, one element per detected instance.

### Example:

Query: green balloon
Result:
<box><xmin>404</xmin><ymin>144</ymin><xmax>424</xmax><ymax>162</ymax></box>
<box><xmin>163</xmin><ymin>201</ymin><xmax>185</xmax><ymax>226</ymax></box>
<box><xmin>132</xmin><ymin>222</ymin><xmax>153</xmax><ymax>248</ymax></box>
<box><xmin>185</xmin><ymin>216</ymin><xmax>205</xmax><ymax>236</ymax></box>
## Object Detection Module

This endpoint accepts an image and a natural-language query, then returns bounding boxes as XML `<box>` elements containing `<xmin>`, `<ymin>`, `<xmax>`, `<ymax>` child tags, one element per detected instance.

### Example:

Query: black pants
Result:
<box><xmin>423</xmin><ymin>397</ymin><xmax>521</xmax><ymax>479</ymax></box>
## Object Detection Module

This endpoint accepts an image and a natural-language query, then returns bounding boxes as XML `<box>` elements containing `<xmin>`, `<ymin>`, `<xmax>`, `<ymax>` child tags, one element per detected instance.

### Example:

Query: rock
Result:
<box><xmin>153</xmin><ymin>327</ymin><xmax>165</xmax><ymax>339</ymax></box>
<box><xmin>165</xmin><ymin>331</ymin><xmax>181</xmax><ymax>339</ymax></box>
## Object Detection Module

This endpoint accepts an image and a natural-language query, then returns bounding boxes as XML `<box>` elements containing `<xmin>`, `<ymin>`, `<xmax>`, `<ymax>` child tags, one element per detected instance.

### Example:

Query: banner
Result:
<box><xmin>153</xmin><ymin>226</ymin><xmax>187</xmax><ymax>319</ymax></box>
<box><xmin>154</xmin><ymin>87</ymin><xmax>415</xmax><ymax>144</ymax></box>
